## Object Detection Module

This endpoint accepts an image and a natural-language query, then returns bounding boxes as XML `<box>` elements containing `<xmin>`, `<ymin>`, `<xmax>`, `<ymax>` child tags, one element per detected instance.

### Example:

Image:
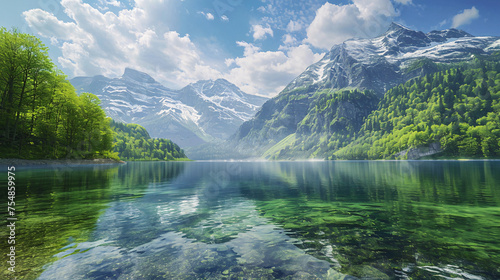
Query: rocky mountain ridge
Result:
<box><xmin>231</xmin><ymin>23</ymin><xmax>500</xmax><ymax>158</ymax></box>
<box><xmin>71</xmin><ymin>69</ymin><xmax>268</xmax><ymax>147</ymax></box>
<box><xmin>286</xmin><ymin>22</ymin><xmax>496</xmax><ymax>94</ymax></box>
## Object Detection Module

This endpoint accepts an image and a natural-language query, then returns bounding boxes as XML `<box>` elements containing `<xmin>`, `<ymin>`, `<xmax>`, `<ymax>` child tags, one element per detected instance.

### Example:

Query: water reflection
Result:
<box><xmin>238</xmin><ymin>161</ymin><xmax>500</xmax><ymax>279</ymax></box>
<box><xmin>2</xmin><ymin>161</ymin><xmax>499</xmax><ymax>279</ymax></box>
<box><xmin>36</xmin><ymin>162</ymin><xmax>352</xmax><ymax>279</ymax></box>
<box><xmin>0</xmin><ymin>162</ymin><xmax>185</xmax><ymax>280</ymax></box>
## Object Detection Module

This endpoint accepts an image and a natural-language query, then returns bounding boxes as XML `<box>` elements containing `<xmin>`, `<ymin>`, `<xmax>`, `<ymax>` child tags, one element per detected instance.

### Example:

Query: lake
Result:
<box><xmin>1</xmin><ymin>161</ymin><xmax>499</xmax><ymax>279</ymax></box>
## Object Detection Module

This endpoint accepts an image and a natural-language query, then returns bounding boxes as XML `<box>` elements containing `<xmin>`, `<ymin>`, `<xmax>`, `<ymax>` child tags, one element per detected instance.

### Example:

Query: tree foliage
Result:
<box><xmin>0</xmin><ymin>28</ymin><xmax>114</xmax><ymax>159</ymax></box>
<box><xmin>335</xmin><ymin>60</ymin><xmax>500</xmax><ymax>159</ymax></box>
<box><xmin>111</xmin><ymin>120</ymin><xmax>188</xmax><ymax>161</ymax></box>
<box><xmin>264</xmin><ymin>89</ymin><xmax>379</xmax><ymax>159</ymax></box>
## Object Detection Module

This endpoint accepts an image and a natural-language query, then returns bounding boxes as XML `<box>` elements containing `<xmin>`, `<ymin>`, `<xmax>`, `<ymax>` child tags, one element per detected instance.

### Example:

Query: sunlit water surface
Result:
<box><xmin>1</xmin><ymin>161</ymin><xmax>499</xmax><ymax>279</ymax></box>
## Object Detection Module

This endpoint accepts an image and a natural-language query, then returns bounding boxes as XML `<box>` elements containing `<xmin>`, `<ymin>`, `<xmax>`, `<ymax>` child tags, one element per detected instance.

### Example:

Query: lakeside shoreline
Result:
<box><xmin>1</xmin><ymin>158</ymin><xmax>498</xmax><ymax>167</ymax></box>
<box><xmin>0</xmin><ymin>158</ymin><xmax>126</xmax><ymax>167</ymax></box>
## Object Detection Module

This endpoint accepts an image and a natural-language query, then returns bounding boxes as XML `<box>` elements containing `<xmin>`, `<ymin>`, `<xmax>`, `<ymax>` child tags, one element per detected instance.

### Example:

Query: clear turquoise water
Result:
<box><xmin>1</xmin><ymin>161</ymin><xmax>499</xmax><ymax>279</ymax></box>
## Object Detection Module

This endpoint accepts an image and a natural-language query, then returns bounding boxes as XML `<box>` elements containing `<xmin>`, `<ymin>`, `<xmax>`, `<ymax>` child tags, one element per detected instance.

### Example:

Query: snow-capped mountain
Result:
<box><xmin>71</xmin><ymin>69</ymin><xmax>268</xmax><ymax>147</ymax></box>
<box><xmin>232</xmin><ymin>23</ymin><xmax>500</xmax><ymax>155</ymax></box>
<box><xmin>71</xmin><ymin>68</ymin><xmax>177</xmax><ymax>123</ymax></box>
<box><xmin>286</xmin><ymin>22</ymin><xmax>500</xmax><ymax>95</ymax></box>
<box><xmin>177</xmin><ymin>79</ymin><xmax>268</xmax><ymax>140</ymax></box>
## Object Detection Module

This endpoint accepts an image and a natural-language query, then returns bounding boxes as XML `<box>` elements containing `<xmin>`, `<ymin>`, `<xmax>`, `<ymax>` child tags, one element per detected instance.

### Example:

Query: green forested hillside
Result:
<box><xmin>263</xmin><ymin>89</ymin><xmax>379</xmax><ymax>159</ymax></box>
<box><xmin>0</xmin><ymin>28</ymin><xmax>115</xmax><ymax>159</ymax></box>
<box><xmin>262</xmin><ymin>57</ymin><xmax>500</xmax><ymax>160</ymax></box>
<box><xmin>111</xmin><ymin>120</ymin><xmax>188</xmax><ymax>161</ymax></box>
<box><xmin>335</xmin><ymin>60</ymin><xmax>500</xmax><ymax>159</ymax></box>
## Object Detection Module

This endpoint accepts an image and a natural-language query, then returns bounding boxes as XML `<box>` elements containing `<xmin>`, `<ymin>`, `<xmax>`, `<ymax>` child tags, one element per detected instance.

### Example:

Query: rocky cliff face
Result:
<box><xmin>395</xmin><ymin>143</ymin><xmax>442</xmax><ymax>160</ymax></box>
<box><xmin>262</xmin><ymin>89</ymin><xmax>380</xmax><ymax>160</ymax></box>
<box><xmin>232</xmin><ymin>23</ymin><xmax>500</xmax><ymax>157</ymax></box>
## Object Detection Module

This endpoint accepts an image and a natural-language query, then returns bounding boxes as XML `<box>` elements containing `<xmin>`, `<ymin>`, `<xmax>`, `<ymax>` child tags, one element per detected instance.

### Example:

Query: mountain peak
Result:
<box><xmin>387</xmin><ymin>22</ymin><xmax>411</xmax><ymax>33</ymax></box>
<box><xmin>214</xmin><ymin>78</ymin><xmax>231</xmax><ymax>84</ymax></box>
<box><xmin>427</xmin><ymin>28</ymin><xmax>473</xmax><ymax>42</ymax></box>
<box><xmin>213</xmin><ymin>78</ymin><xmax>241</xmax><ymax>88</ymax></box>
<box><xmin>187</xmin><ymin>78</ymin><xmax>242</xmax><ymax>93</ymax></box>
<box><xmin>122</xmin><ymin>68</ymin><xmax>156</xmax><ymax>83</ymax></box>
<box><xmin>191</xmin><ymin>78</ymin><xmax>232</xmax><ymax>85</ymax></box>
<box><xmin>383</xmin><ymin>22</ymin><xmax>425</xmax><ymax>39</ymax></box>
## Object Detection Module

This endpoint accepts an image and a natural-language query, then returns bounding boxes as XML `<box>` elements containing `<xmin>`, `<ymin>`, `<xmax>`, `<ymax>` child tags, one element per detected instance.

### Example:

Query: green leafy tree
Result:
<box><xmin>0</xmin><ymin>28</ymin><xmax>115</xmax><ymax>159</ymax></box>
<box><xmin>110</xmin><ymin>120</ymin><xmax>188</xmax><ymax>161</ymax></box>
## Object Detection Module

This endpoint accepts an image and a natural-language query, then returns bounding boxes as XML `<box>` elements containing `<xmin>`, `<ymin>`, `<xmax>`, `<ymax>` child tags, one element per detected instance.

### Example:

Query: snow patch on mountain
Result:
<box><xmin>189</xmin><ymin>82</ymin><xmax>259</xmax><ymax>122</ymax></box>
<box><xmin>312</xmin><ymin>60</ymin><xmax>329</xmax><ymax>84</ymax></box>
<box><xmin>70</xmin><ymin>70</ymin><xmax>268</xmax><ymax>147</ymax></box>
<box><xmin>286</xmin><ymin>22</ymin><xmax>500</xmax><ymax>94</ymax></box>
<box><xmin>157</xmin><ymin>97</ymin><xmax>202</xmax><ymax>125</ymax></box>
<box><xmin>485</xmin><ymin>39</ymin><xmax>500</xmax><ymax>51</ymax></box>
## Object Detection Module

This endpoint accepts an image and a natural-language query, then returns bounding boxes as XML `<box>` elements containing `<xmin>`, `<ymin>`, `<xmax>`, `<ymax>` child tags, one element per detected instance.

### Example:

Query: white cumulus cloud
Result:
<box><xmin>251</xmin><ymin>24</ymin><xmax>274</xmax><ymax>41</ymax></box>
<box><xmin>99</xmin><ymin>0</ymin><xmax>121</xmax><ymax>7</ymax></box>
<box><xmin>452</xmin><ymin>6</ymin><xmax>479</xmax><ymax>28</ymax></box>
<box><xmin>394</xmin><ymin>0</ymin><xmax>412</xmax><ymax>5</ymax></box>
<box><xmin>225</xmin><ymin>42</ymin><xmax>323</xmax><ymax>96</ymax></box>
<box><xmin>23</xmin><ymin>0</ymin><xmax>221</xmax><ymax>88</ymax></box>
<box><xmin>305</xmin><ymin>0</ymin><xmax>397</xmax><ymax>49</ymax></box>
<box><xmin>199</xmin><ymin>11</ymin><xmax>215</xmax><ymax>21</ymax></box>
<box><xmin>286</xmin><ymin>20</ymin><xmax>302</xmax><ymax>32</ymax></box>
<box><xmin>282</xmin><ymin>34</ymin><xmax>297</xmax><ymax>46</ymax></box>
<box><xmin>23</xmin><ymin>0</ymin><xmax>345</xmax><ymax>97</ymax></box>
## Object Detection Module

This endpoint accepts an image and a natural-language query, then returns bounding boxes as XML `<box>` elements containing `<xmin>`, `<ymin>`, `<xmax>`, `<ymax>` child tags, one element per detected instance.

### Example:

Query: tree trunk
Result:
<box><xmin>12</xmin><ymin>70</ymin><xmax>30</xmax><ymax>142</ymax></box>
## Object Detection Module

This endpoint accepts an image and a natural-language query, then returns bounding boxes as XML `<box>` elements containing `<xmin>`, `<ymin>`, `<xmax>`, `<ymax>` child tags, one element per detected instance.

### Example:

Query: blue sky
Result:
<box><xmin>1</xmin><ymin>0</ymin><xmax>499</xmax><ymax>96</ymax></box>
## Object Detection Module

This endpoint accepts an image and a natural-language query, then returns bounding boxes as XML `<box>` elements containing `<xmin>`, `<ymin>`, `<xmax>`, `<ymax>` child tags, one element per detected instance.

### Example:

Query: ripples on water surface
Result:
<box><xmin>0</xmin><ymin>161</ymin><xmax>499</xmax><ymax>279</ymax></box>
